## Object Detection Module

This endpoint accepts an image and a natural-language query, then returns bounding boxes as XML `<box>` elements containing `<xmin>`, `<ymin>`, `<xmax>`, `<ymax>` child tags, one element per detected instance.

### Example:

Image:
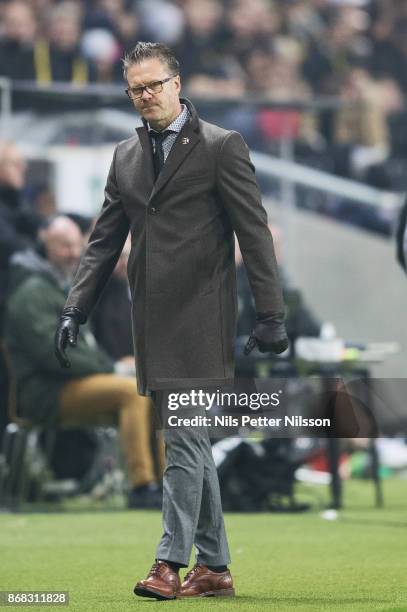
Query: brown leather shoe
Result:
<box><xmin>178</xmin><ymin>563</ymin><xmax>235</xmax><ymax>598</ymax></box>
<box><xmin>134</xmin><ymin>561</ymin><xmax>181</xmax><ymax>600</ymax></box>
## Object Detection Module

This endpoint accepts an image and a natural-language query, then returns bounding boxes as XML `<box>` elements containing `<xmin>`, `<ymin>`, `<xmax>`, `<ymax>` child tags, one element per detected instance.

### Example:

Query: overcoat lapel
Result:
<box><xmin>149</xmin><ymin>123</ymin><xmax>200</xmax><ymax>201</ymax></box>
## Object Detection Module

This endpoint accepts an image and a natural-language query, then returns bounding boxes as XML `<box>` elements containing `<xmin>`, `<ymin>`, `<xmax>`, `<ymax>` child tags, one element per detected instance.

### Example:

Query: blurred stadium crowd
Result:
<box><xmin>2</xmin><ymin>0</ymin><xmax>407</xmax><ymax>95</ymax></box>
<box><xmin>3</xmin><ymin>0</ymin><xmax>407</xmax><ymax>189</ymax></box>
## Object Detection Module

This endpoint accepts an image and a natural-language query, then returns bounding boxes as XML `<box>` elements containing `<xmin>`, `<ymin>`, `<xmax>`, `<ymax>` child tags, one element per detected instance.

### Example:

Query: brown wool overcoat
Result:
<box><xmin>64</xmin><ymin>98</ymin><xmax>285</xmax><ymax>395</ymax></box>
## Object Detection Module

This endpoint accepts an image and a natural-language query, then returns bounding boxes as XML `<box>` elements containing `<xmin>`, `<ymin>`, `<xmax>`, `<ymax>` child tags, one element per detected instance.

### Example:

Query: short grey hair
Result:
<box><xmin>122</xmin><ymin>42</ymin><xmax>180</xmax><ymax>79</ymax></box>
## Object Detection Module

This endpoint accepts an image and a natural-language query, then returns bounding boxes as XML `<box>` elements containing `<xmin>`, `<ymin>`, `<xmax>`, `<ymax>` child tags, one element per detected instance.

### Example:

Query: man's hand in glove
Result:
<box><xmin>54</xmin><ymin>306</ymin><xmax>86</xmax><ymax>368</ymax></box>
<box><xmin>244</xmin><ymin>311</ymin><xmax>289</xmax><ymax>355</ymax></box>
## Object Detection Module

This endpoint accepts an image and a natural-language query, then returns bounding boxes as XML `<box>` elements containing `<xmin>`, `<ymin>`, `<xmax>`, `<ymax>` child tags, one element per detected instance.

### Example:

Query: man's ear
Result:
<box><xmin>174</xmin><ymin>75</ymin><xmax>181</xmax><ymax>94</ymax></box>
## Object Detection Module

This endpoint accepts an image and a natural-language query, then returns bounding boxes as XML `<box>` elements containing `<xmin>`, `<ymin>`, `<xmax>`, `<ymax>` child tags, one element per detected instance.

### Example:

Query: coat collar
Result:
<box><xmin>134</xmin><ymin>97</ymin><xmax>201</xmax><ymax>201</ymax></box>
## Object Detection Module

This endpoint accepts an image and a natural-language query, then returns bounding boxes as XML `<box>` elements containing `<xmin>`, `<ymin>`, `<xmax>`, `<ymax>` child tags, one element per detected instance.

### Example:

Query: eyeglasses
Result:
<box><xmin>125</xmin><ymin>74</ymin><xmax>178</xmax><ymax>100</ymax></box>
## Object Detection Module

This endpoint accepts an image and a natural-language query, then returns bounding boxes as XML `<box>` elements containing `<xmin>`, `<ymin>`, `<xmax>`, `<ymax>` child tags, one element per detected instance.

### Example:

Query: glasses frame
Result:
<box><xmin>125</xmin><ymin>74</ymin><xmax>178</xmax><ymax>100</ymax></box>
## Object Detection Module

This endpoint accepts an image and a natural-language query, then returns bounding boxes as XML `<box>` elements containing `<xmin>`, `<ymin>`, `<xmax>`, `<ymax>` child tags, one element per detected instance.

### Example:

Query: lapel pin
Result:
<box><xmin>182</xmin><ymin>137</ymin><xmax>189</xmax><ymax>144</ymax></box>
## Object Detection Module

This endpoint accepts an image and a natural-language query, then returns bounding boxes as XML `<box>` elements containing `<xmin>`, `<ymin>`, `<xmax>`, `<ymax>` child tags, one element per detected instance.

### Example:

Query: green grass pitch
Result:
<box><xmin>1</xmin><ymin>479</ymin><xmax>406</xmax><ymax>611</ymax></box>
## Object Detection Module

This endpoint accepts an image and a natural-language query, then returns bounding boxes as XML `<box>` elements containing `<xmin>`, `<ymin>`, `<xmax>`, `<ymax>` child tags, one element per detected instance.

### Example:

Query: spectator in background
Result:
<box><xmin>300</xmin><ymin>4</ymin><xmax>373</xmax><ymax>147</ymax></box>
<box><xmin>281</xmin><ymin>0</ymin><xmax>327</xmax><ymax>46</ymax></box>
<box><xmin>0</xmin><ymin>1</ymin><xmax>38</xmax><ymax>80</ymax></box>
<box><xmin>302</xmin><ymin>5</ymin><xmax>369</xmax><ymax>96</ymax></box>
<box><xmin>36</xmin><ymin>1</ymin><xmax>96</xmax><ymax>84</ymax></box>
<box><xmin>5</xmin><ymin>216</ymin><xmax>163</xmax><ymax>509</ymax></box>
<box><xmin>367</xmin><ymin>2</ymin><xmax>405</xmax><ymax>85</ymax></box>
<box><xmin>244</xmin><ymin>41</ymin><xmax>320</xmax><ymax>152</ymax></box>
<box><xmin>336</xmin><ymin>67</ymin><xmax>389</xmax><ymax>150</ymax></box>
<box><xmin>369</xmin><ymin>11</ymin><xmax>407</xmax><ymax>93</ymax></box>
<box><xmin>89</xmin><ymin>0</ymin><xmax>141</xmax><ymax>50</ymax></box>
<box><xmin>334</xmin><ymin>67</ymin><xmax>403</xmax><ymax>183</ymax></box>
<box><xmin>175</xmin><ymin>0</ymin><xmax>227</xmax><ymax>83</ymax></box>
<box><xmin>82</xmin><ymin>0</ymin><xmax>148</xmax><ymax>82</ymax></box>
<box><xmin>223</xmin><ymin>0</ymin><xmax>281</xmax><ymax>69</ymax></box>
<box><xmin>29</xmin><ymin>0</ymin><xmax>56</xmax><ymax>29</ymax></box>
<box><xmin>176</xmin><ymin>0</ymin><xmax>244</xmax><ymax>98</ymax></box>
<box><xmin>0</xmin><ymin>141</ymin><xmax>41</xmax><ymax>332</ymax></box>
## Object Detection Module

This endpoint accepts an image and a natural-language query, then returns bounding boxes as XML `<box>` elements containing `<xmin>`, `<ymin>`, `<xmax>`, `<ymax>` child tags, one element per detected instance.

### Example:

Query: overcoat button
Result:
<box><xmin>149</xmin><ymin>207</ymin><xmax>157</xmax><ymax>215</ymax></box>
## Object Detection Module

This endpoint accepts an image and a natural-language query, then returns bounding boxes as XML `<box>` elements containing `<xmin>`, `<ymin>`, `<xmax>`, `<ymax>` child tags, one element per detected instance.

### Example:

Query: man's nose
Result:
<box><xmin>141</xmin><ymin>88</ymin><xmax>153</xmax><ymax>101</ymax></box>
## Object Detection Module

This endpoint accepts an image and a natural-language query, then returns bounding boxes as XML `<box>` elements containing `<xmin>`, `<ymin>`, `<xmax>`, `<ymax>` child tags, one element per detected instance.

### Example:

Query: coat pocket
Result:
<box><xmin>171</xmin><ymin>173</ymin><xmax>211</xmax><ymax>185</ymax></box>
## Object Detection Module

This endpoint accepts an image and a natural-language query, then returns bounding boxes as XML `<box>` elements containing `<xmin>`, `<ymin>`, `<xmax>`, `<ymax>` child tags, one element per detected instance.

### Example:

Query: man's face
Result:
<box><xmin>49</xmin><ymin>15</ymin><xmax>80</xmax><ymax>50</ymax></box>
<box><xmin>126</xmin><ymin>58</ymin><xmax>182</xmax><ymax>130</ymax></box>
<box><xmin>0</xmin><ymin>143</ymin><xmax>27</xmax><ymax>190</ymax></box>
<box><xmin>4</xmin><ymin>2</ymin><xmax>36</xmax><ymax>44</ymax></box>
<box><xmin>45</xmin><ymin>223</ymin><xmax>84</xmax><ymax>278</ymax></box>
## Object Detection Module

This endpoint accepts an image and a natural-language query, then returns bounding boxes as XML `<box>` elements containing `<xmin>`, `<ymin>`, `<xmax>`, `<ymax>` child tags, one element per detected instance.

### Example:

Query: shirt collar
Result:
<box><xmin>147</xmin><ymin>103</ymin><xmax>190</xmax><ymax>134</ymax></box>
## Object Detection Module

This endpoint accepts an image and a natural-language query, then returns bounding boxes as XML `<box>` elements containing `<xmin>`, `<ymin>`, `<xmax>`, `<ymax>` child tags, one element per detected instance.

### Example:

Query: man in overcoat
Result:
<box><xmin>55</xmin><ymin>42</ymin><xmax>288</xmax><ymax>600</ymax></box>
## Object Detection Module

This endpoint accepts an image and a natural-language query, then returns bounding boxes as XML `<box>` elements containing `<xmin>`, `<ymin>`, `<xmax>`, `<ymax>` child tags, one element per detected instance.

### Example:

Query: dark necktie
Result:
<box><xmin>151</xmin><ymin>130</ymin><xmax>174</xmax><ymax>180</ymax></box>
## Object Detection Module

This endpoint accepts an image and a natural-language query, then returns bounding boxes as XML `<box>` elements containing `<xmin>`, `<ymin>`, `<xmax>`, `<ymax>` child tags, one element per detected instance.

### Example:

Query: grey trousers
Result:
<box><xmin>152</xmin><ymin>390</ymin><xmax>231</xmax><ymax>567</ymax></box>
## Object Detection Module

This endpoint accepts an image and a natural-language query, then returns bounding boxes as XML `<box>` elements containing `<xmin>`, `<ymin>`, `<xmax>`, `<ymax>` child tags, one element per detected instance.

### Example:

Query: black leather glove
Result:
<box><xmin>54</xmin><ymin>307</ymin><xmax>86</xmax><ymax>368</ymax></box>
<box><xmin>244</xmin><ymin>311</ymin><xmax>289</xmax><ymax>355</ymax></box>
